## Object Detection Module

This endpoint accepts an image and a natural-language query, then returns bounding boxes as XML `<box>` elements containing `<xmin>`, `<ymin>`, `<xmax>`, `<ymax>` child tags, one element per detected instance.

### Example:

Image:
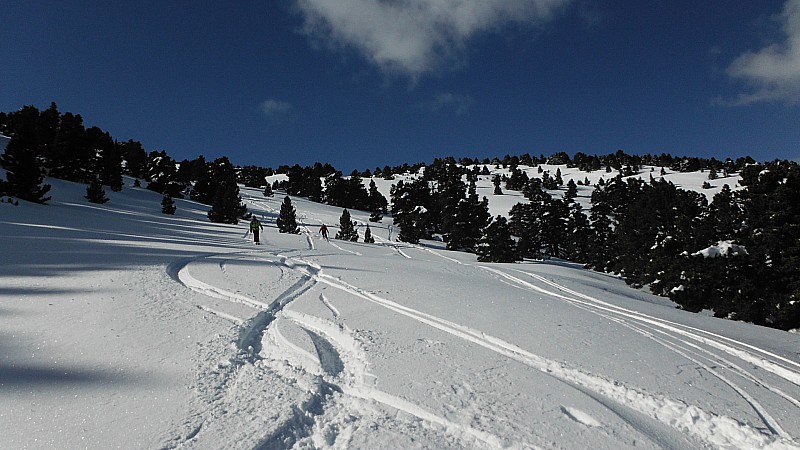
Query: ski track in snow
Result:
<box><xmin>162</xmin><ymin>251</ymin><xmax>322</xmax><ymax>448</ymax></box>
<box><xmin>164</xmin><ymin>248</ymin><xmax>511</xmax><ymax>449</ymax></box>
<box><xmin>161</xmin><ymin>197</ymin><xmax>799</xmax><ymax>449</ymax></box>
<box><xmin>381</xmin><ymin>246</ymin><xmax>800</xmax><ymax>449</ymax></box>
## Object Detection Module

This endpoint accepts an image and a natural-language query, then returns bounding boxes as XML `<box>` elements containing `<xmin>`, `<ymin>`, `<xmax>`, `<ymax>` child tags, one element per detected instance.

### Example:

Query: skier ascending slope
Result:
<box><xmin>250</xmin><ymin>216</ymin><xmax>264</xmax><ymax>245</ymax></box>
<box><xmin>319</xmin><ymin>224</ymin><xmax>329</xmax><ymax>241</ymax></box>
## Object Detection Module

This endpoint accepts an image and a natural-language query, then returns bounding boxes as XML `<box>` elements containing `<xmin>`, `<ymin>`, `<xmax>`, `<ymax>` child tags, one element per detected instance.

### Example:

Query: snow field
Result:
<box><xmin>1</xmin><ymin>174</ymin><xmax>798</xmax><ymax>450</ymax></box>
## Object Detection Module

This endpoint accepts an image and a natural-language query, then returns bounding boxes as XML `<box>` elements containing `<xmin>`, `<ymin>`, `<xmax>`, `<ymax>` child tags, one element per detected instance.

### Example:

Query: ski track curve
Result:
<box><xmin>280</xmin><ymin>252</ymin><xmax>800</xmax><ymax>450</ymax></box>
<box><xmin>278</xmin><ymin>309</ymin><xmax>517</xmax><ymax>449</ymax></box>
<box><xmin>482</xmin><ymin>265</ymin><xmax>800</xmax><ymax>428</ymax></box>
<box><xmin>411</xmin><ymin>245</ymin><xmax>800</xmax><ymax>446</ymax></box>
<box><xmin>475</xmin><ymin>264</ymin><xmax>800</xmax><ymax>447</ymax></box>
<box><xmin>164</xmin><ymin>248</ymin><xmax>507</xmax><ymax>449</ymax></box>
<box><xmin>161</xmin><ymin>251</ymin><xmax>322</xmax><ymax>449</ymax></box>
<box><xmin>162</xmin><ymin>198</ymin><xmax>798</xmax><ymax>448</ymax></box>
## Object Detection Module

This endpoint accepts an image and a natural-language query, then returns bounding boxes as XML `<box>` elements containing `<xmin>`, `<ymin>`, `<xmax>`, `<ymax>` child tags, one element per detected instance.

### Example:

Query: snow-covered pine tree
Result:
<box><xmin>146</xmin><ymin>151</ymin><xmax>184</xmax><ymax>198</ymax></box>
<box><xmin>161</xmin><ymin>194</ymin><xmax>176</xmax><ymax>215</ymax></box>
<box><xmin>446</xmin><ymin>180</ymin><xmax>489</xmax><ymax>252</ymax></box>
<box><xmin>364</xmin><ymin>224</ymin><xmax>375</xmax><ymax>243</ymax></box>
<box><xmin>336</xmin><ymin>209</ymin><xmax>359</xmax><ymax>242</ymax></box>
<box><xmin>85</xmin><ymin>178</ymin><xmax>109</xmax><ymax>204</ymax></box>
<box><xmin>477</xmin><ymin>216</ymin><xmax>517</xmax><ymax>263</ymax></box>
<box><xmin>89</xmin><ymin>127</ymin><xmax>123</xmax><ymax>192</ymax></box>
<box><xmin>391</xmin><ymin>179</ymin><xmax>431</xmax><ymax>244</ymax></box>
<box><xmin>276</xmin><ymin>196</ymin><xmax>300</xmax><ymax>233</ymax></box>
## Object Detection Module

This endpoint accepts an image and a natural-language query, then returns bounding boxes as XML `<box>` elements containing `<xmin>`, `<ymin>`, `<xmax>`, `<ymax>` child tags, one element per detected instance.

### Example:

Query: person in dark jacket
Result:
<box><xmin>250</xmin><ymin>216</ymin><xmax>264</xmax><ymax>244</ymax></box>
<box><xmin>319</xmin><ymin>224</ymin><xmax>329</xmax><ymax>241</ymax></box>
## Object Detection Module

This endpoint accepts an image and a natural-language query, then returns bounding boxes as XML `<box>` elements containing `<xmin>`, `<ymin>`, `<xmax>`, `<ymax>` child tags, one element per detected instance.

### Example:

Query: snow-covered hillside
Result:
<box><xmin>2</xmin><ymin>175</ymin><xmax>798</xmax><ymax>449</ymax></box>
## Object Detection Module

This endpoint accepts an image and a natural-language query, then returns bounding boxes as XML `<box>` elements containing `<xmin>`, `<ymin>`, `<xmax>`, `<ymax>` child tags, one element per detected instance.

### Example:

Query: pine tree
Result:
<box><xmin>364</xmin><ymin>224</ymin><xmax>375</xmax><ymax>243</ymax></box>
<box><xmin>367</xmin><ymin>179</ymin><xmax>388</xmax><ymax>215</ymax></box>
<box><xmin>446</xmin><ymin>181</ymin><xmax>489</xmax><ymax>252</ymax></box>
<box><xmin>277</xmin><ymin>196</ymin><xmax>300</xmax><ymax>233</ymax></box>
<box><xmin>49</xmin><ymin>112</ymin><xmax>95</xmax><ymax>182</ymax></box>
<box><xmin>477</xmin><ymin>216</ymin><xmax>517</xmax><ymax>263</ymax></box>
<box><xmin>207</xmin><ymin>180</ymin><xmax>247</xmax><ymax>224</ymax></box>
<box><xmin>85</xmin><ymin>178</ymin><xmax>109</xmax><ymax>204</ymax></box>
<box><xmin>1</xmin><ymin>133</ymin><xmax>51</xmax><ymax>204</ymax></box>
<box><xmin>146</xmin><ymin>151</ymin><xmax>184</xmax><ymax>198</ymax></box>
<box><xmin>87</xmin><ymin>127</ymin><xmax>123</xmax><ymax>192</ymax></box>
<box><xmin>263</xmin><ymin>183</ymin><xmax>273</xmax><ymax>197</ymax></box>
<box><xmin>391</xmin><ymin>179</ymin><xmax>432</xmax><ymax>243</ymax></box>
<box><xmin>564</xmin><ymin>179</ymin><xmax>578</xmax><ymax>201</ymax></box>
<box><xmin>161</xmin><ymin>194</ymin><xmax>176</xmax><ymax>215</ymax></box>
<box><xmin>564</xmin><ymin>202</ymin><xmax>591</xmax><ymax>261</ymax></box>
<box><xmin>397</xmin><ymin>207</ymin><xmax>425</xmax><ymax>244</ymax></box>
<box><xmin>492</xmin><ymin>175</ymin><xmax>503</xmax><ymax>195</ymax></box>
<box><xmin>120</xmin><ymin>140</ymin><xmax>148</xmax><ymax>178</ymax></box>
<box><xmin>336</xmin><ymin>209</ymin><xmax>359</xmax><ymax>242</ymax></box>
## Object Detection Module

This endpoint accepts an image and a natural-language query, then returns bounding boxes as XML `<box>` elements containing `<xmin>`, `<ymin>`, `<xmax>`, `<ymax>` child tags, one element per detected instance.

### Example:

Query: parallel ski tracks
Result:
<box><xmin>477</xmin><ymin>265</ymin><xmax>800</xmax><ymax>445</ymax></box>
<box><xmin>165</xmin><ymin>198</ymin><xmax>800</xmax><ymax>448</ymax></box>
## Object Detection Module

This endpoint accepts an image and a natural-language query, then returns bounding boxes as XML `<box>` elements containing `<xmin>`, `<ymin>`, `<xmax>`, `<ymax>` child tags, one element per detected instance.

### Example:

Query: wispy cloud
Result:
<box><xmin>724</xmin><ymin>0</ymin><xmax>800</xmax><ymax>105</ymax></box>
<box><xmin>425</xmin><ymin>92</ymin><xmax>475</xmax><ymax>115</ymax></box>
<box><xmin>294</xmin><ymin>0</ymin><xmax>571</xmax><ymax>79</ymax></box>
<box><xmin>260</xmin><ymin>99</ymin><xmax>293</xmax><ymax>117</ymax></box>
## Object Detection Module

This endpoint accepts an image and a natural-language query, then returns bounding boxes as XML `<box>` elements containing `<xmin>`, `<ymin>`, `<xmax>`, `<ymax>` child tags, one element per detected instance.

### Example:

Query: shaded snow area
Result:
<box><xmin>2</xmin><ymin>177</ymin><xmax>799</xmax><ymax>449</ymax></box>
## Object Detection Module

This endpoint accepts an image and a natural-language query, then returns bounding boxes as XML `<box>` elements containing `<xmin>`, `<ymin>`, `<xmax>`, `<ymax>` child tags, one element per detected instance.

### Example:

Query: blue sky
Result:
<box><xmin>3</xmin><ymin>0</ymin><xmax>800</xmax><ymax>171</ymax></box>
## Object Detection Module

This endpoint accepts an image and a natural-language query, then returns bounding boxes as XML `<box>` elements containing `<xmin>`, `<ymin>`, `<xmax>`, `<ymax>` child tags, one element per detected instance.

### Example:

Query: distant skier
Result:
<box><xmin>250</xmin><ymin>216</ymin><xmax>264</xmax><ymax>245</ymax></box>
<box><xmin>319</xmin><ymin>224</ymin><xmax>329</xmax><ymax>241</ymax></box>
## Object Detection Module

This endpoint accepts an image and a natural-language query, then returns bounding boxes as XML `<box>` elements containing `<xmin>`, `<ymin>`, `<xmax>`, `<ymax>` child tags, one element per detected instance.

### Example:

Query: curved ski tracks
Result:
<box><xmin>161</xmin><ymin>220</ymin><xmax>799</xmax><ymax>449</ymax></box>
<box><xmin>164</xmin><ymin>250</ymin><xmax>511</xmax><ymax>449</ymax></box>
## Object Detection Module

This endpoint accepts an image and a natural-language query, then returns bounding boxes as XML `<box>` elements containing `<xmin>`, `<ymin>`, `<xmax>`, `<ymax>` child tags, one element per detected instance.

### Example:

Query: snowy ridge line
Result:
<box><xmin>281</xmin><ymin>255</ymin><xmax>797</xmax><ymax>449</ymax></box>
<box><xmin>513</xmin><ymin>268</ymin><xmax>800</xmax><ymax>386</ymax></box>
<box><xmin>282</xmin><ymin>309</ymin><xmax>519</xmax><ymax>449</ymax></box>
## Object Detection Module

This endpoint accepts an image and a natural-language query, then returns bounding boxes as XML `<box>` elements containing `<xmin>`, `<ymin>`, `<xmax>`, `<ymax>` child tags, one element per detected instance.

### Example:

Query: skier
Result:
<box><xmin>319</xmin><ymin>224</ymin><xmax>329</xmax><ymax>241</ymax></box>
<box><xmin>250</xmin><ymin>216</ymin><xmax>264</xmax><ymax>245</ymax></box>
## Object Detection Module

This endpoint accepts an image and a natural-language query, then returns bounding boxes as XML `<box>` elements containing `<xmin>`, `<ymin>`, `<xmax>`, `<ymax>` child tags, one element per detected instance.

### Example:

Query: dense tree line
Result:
<box><xmin>0</xmin><ymin>103</ymin><xmax>251</xmax><ymax>223</ymax></box>
<box><xmin>277</xmin><ymin>163</ymin><xmax>389</xmax><ymax>218</ymax></box>
<box><xmin>3</xmin><ymin>104</ymin><xmax>797</xmax><ymax>329</ymax></box>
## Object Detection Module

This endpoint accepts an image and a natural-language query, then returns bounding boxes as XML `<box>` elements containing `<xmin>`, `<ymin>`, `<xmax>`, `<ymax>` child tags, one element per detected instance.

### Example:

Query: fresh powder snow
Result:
<box><xmin>1</xmin><ymin>173</ymin><xmax>799</xmax><ymax>449</ymax></box>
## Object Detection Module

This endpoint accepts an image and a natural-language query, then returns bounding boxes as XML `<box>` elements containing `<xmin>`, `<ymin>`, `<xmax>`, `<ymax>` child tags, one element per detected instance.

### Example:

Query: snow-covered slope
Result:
<box><xmin>1</xmin><ymin>176</ymin><xmax>798</xmax><ymax>449</ymax></box>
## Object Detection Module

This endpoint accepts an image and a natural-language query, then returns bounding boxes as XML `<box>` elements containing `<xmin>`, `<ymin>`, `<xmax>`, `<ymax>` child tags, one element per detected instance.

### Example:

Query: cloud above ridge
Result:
<box><xmin>260</xmin><ymin>99</ymin><xmax>292</xmax><ymax>116</ymax></box>
<box><xmin>726</xmin><ymin>0</ymin><xmax>800</xmax><ymax>105</ymax></box>
<box><xmin>294</xmin><ymin>0</ymin><xmax>572</xmax><ymax>78</ymax></box>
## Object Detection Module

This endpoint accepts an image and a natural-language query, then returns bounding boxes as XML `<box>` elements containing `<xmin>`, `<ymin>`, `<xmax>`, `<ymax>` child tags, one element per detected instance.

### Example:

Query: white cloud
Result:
<box><xmin>426</xmin><ymin>92</ymin><xmax>475</xmax><ymax>114</ymax></box>
<box><xmin>294</xmin><ymin>0</ymin><xmax>571</xmax><ymax>78</ymax></box>
<box><xmin>260</xmin><ymin>99</ymin><xmax>292</xmax><ymax>117</ymax></box>
<box><xmin>726</xmin><ymin>0</ymin><xmax>800</xmax><ymax>105</ymax></box>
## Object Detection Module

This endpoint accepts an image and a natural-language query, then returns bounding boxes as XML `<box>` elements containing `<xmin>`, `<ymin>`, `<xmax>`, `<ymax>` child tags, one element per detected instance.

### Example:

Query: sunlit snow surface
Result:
<box><xmin>1</xmin><ymin>171</ymin><xmax>799</xmax><ymax>449</ymax></box>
